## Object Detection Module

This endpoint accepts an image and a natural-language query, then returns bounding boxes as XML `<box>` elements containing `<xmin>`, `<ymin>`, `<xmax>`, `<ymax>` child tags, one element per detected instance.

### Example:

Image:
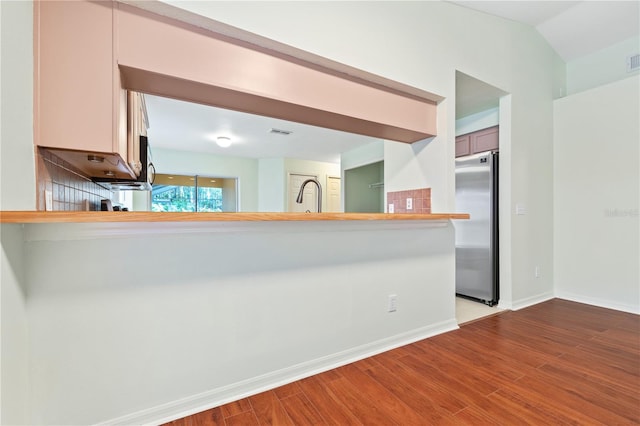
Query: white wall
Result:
<box><xmin>341</xmin><ymin>140</ymin><xmax>384</xmax><ymax>171</ymax></box>
<box><xmin>554</xmin><ymin>76</ymin><xmax>640</xmax><ymax>313</ymax></box>
<box><xmin>24</xmin><ymin>221</ymin><xmax>456</xmax><ymax>424</ymax></box>
<box><xmin>1</xmin><ymin>225</ymin><xmax>29</xmax><ymax>424</ymax></box>
<box><xmin>455</xmin><ymin>107</ymin><xmax>499</xmax><ymax>136</ymax></box>
<box><xmin>567</xmin><ymin>36</ymin><xmax>640</xmax><ymax>96</ymax></box>
<box><xmin>1</xmin><ymin>2</ymin><xmax>32</xmax><ymax>423</ymax></box>
<box><xmin>152</xmin><ymin>148</ymin><xmax>259</xmax><ymax>212</ymax></box>
<box><xmin>258</xmin><ymin>158</ymin><xmax>285</xmax><ymax>211</ymax></box>
<box><xmin>0</xmin><ymin>0</ymin><xmax>35</xmax><ymax>211</ymax></box>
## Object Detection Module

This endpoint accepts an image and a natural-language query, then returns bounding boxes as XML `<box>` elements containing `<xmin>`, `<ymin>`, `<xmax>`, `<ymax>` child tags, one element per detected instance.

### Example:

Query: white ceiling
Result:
<box><xmin>145</xmin><ymin>95</ymin><xmax>378</xmax><ymax>164</ymax></box>
<box><xmin>147</xmin><ymin>1</ymin><xmax>639</xmax><ymax>161</ymax></box>
<box><xmin>450</xmin><ymin>1</ymin><xmax>639</xmax><ymax>61</ymax></box>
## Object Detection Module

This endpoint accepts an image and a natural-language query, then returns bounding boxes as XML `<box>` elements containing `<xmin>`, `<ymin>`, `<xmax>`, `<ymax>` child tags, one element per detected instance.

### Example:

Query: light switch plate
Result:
<box><xmin>388</xmin><ymin>203</ymin><xmax>394</xmax><ymax>213</ymax></box>
<box><xmin>515</xmin><ymin>203</ymin><xmax>526</xmax><ymax>215</ymax></box>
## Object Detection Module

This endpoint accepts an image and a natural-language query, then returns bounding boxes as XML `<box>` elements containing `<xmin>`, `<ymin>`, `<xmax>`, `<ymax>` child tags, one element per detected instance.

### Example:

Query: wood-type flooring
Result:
<box><xmin>165</xmin><ymin>299</ymin><xmax>640</xmax><ymax>425</ymax></box>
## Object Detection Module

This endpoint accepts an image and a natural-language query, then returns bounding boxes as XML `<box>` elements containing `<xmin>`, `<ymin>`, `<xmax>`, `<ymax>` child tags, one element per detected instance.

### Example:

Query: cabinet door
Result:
<box><xmin>471</xmin><ymin>126</ymin><xmax>499</xmax><ymax>153</ymax></box>
<box><xmin>126</xmin><ymin>91</ymin><xmax>150</xmax><ymax>177</ymax></box>
<box><xmin>36</xmin><ymin>1</ymin><xmax>115</xmax><ymax>153</ymax></box>
<box><xmin>455</xmin><ymin>135</ymin><xmax>471</xmax><ymax>157</ymax></box>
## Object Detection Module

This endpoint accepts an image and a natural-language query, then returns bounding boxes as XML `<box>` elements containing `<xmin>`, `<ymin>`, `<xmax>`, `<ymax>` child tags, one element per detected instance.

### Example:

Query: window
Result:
<box><xmin>152</xmin><ymin>174</ymin><xmax>237</xmax><ymax>212</ymax></box>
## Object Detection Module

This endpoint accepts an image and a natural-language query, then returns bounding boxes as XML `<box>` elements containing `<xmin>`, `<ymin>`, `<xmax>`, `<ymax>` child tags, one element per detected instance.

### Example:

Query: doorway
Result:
<box><xmin>326</xmin><ymin>176</ymin><xmax>341</xmax><ymax>212</ymax></box>
<box><xmin>455</xmin><ymin>71</ymin><xmax>509</xmax><ymax>322</ymax></box>
<box><xmin>344</xmin><ymin>160</ymin><xmax>384</xmax><ymax>213</ymax></box>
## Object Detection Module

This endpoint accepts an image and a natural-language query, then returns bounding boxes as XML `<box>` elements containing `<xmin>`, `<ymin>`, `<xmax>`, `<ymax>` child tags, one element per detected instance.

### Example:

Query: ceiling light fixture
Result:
<box><xmin>216</xmin><ymin>136</ymin><xmax>232</xmax><ymax>148</ymax></box>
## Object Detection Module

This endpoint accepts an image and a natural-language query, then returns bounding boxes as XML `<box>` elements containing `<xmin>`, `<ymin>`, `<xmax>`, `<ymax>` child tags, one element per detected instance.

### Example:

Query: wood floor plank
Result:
<box><xmin>445</xmin><ymin>326</ymin><xmax>551</xmax><ymax>371</ymax></box>
<box><xmin>396</xmin><ymin>353</ymin><xmax>494</xmax><ymax>409</ymax></box>
<box><xmin>322</xmin><ymin>376</ymin><xmax>394</xmax><ymax>424</ymax></box>
<box><xmin>372</xmin><ymin>350</ymin><xmax>469</xmax><ymax>415</ymax></box>
<box><xmin>453</xmin><ymin>406</ymin><xmax>503</xmax><ymax>425</ymax></box>
<box><xmin>536</xmin><ymin>362</ymin><xmax>640</xmax><ymax>422</ymax></box>
<box><xmin>248</xmin><ymin>390</ymin><xmax>294</xmax><ymax>426</ymax></box>
<box><xmin>224</xmin><ymin>411</ymin><xmax>259</xmax><ymax>426</ymax></box>
<box><xmin>492</xmin><ymin>382</ymin><xmax>607</xmax><ymax>426</ymax></box>
<box><xmin>591</xmin><ymin>328</ymin><xmax>640</xmax><ymax>352</ymax></box>
<box><xmin>408</xmin><ymin>340</ymin><xmax>507</xmax><ymax>396</ymax></box>
<box><xmin>557</xmin><ymin>350</ymin><xmax>640</xmax><ymax>393</ymax></box>
<box><xmin>273</xmin><ymin>381</ymin><xmax>303</xmax><ymax>399</ymax></box>
<box><xmin>336</xmin><ymin>363</ymin><xmax>429</xmax><ymax>425</ymax></box>
<box><xmin>279</xmin><ymin>393</ymin><xmax>326</xmax><ymax>425</ymax></box>
<box><xmin>297</xmin><ymin>375</ymin><xmax>363</xmax><ymax>426</ymax></box>
<box><xmin>574</xmin><ymin>337</ymin><xmax>640</xmax><ymax>366</ymax></box>
<box><xmin>219</xmin><ymin>398</ymin><xmax>252</xmax><ymax>418</ymax></box>
<box><xmin>190</xmin><ymin>407</ymin><xmax>224</xmax><ymax>426</ymax></box>
<box><xmin>166</xmin><ymin>299</ymin><xmax>640</xmax><ymax>426</ymax></box>
<box><xmin>352</xmin><ymin>354</ymin><xmax>380</xmax><ymax>372</ymax></box>
<box><xmin>427</xmin><ymin>332</ymin><xmax>528</xmax><ymax>381</ymax></box>
<box><xmin>314</xmin><ymin>367</ymin><xmax>342</xmax><ymax>383</ymax></box>
<box><xmin>509</xmin><ymin>370</ymin><xmax>635</xmax><ymax>424</ymax></box>
<box><xmin>459</xmin><ymin>323</ymin><xmax>557</xmax><ymax>367</ymax></box>
<box><xmin>363</xmin><ymin>363</ymin><xmax>456</xmax><ymax>424</ymax></box>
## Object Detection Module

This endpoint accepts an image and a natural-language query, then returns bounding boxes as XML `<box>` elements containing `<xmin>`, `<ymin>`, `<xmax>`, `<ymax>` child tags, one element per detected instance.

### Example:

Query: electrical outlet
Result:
<box><xmin>388</xmin><ymin>203</ymin><xmax>394</xmax><ymax>213</ymax></box>
<box><xmin>406</xmin><ymin>198</ymin><xmax>413</xmax><ymax>210</ymax></box>
<box><xmin>388</xmin><ymin>294</ymin><xmax>397</xmax><ymax>312</ymax></box>
<box><xmin>534</xmin><ymin>266</ymin><xmax>540</xmax><ymax>278</ymax></box>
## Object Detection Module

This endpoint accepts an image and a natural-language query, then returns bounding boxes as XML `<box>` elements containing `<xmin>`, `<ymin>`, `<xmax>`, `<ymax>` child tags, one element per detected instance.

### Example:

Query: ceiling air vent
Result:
<box><xmin>627</xmin><ymin>54</ymin><xmax>640</xmax><ymax>73</ymax></box>
<box><xmin>269</xmin><ymin>128</ymin><xmax>292</xmax><ymax>136</ymax></box>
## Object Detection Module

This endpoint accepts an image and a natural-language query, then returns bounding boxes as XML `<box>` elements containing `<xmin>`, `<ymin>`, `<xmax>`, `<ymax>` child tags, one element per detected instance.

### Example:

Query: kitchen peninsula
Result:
<box><xmin>1</xmin><ymin>211</ymin><xmax>466</xmax><ymax>424</ymax></box>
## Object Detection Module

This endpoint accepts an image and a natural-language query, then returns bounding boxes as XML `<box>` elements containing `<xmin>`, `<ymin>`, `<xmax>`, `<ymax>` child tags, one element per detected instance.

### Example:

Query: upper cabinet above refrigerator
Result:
<box><xmin>455</xmin><ymin>126</ymin><xmax>499</xmax><ymax>158</ymax></box>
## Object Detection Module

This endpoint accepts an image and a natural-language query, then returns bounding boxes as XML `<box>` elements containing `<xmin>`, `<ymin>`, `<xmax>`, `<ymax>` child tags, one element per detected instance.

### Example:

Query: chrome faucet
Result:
<box><xmin>296</xmin><ymin>178</ymin><xmax>322</xmax><ymax>212</ymax></box>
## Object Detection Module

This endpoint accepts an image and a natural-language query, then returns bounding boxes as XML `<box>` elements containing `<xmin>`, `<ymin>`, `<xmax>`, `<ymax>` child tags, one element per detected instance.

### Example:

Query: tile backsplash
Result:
<box><xmin>387</xmin><ymin>188</ymin><xmax>431</xmax><ymax>214</ymax></box>
<box><xmin>37</xmin><ymin>148</ymin><xmax>112</xmax><ymax>211</ymax></box>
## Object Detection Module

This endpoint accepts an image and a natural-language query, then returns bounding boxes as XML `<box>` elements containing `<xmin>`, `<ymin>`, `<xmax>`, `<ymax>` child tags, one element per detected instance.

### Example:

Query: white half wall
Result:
<box><xmin>1</xmin><ymin>224</ymin><xmax>29</xmax><ymax>424</ymax></box>
<box><xmin>554</xmin><ymin>76</ymin><xmax>640</xmax><ymax>314</ymax></box>
<box><xmin>24</xmin><ymin>220</ymin><xmax>456</xmax><ymax>424</ymax></box>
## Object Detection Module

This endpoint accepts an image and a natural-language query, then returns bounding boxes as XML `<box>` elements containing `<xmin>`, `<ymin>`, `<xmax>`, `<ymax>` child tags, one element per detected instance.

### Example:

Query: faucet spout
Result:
<box><xmin>296</xmin><ymin>178</ymin><xmax>322</xmax><ymax>212</ymax></box>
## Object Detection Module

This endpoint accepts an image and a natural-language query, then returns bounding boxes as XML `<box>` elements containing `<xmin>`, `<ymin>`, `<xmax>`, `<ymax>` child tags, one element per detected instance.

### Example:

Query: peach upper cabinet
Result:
<box><xmin>34</xmin><ymin>0</ymin><xmax>439</xmax><ymax>179</ymax></box>
<box><xmin>34</xmin><ymin>0</ymin><xmax>132</xmax><ymax>179</ymax></box>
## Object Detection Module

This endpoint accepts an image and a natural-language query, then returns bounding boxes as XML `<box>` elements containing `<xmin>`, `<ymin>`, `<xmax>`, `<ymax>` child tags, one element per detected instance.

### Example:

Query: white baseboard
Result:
<box><xmin>555</xmin><ymin>291</ymin><xmax>640</xmax><ymax>315</ymax></box>
<box><xmin>100</xmin><ymin>319</ymin><xmax>459</xmax><ymax>426</ymax></box>
<box><xmin>510</xmin><ymin>291</ymin><xmax>555</xmax><ymax>311</ymax></box>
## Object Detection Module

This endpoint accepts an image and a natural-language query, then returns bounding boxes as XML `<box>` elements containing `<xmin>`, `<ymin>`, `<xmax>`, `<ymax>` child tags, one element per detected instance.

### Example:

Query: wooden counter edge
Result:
<box><xmin>0</xmin><ymin>211</ymin><xmax>470</xmax><ymax>223</ymax></box>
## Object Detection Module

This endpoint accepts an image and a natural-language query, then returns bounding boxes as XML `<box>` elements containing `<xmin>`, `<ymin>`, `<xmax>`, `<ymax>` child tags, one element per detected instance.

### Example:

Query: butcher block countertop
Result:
<box><xmin>0</xmin><ymin>211</ymin><xmax>469</xmax><ymax>223</ymax></box>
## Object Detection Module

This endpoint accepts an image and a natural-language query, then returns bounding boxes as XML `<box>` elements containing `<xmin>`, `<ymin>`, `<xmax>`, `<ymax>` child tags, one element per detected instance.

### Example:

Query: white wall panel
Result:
<box><xmin>554</xmin><ymin>76</ymin><xmax>640</xmax><ymax>313</ymax></box>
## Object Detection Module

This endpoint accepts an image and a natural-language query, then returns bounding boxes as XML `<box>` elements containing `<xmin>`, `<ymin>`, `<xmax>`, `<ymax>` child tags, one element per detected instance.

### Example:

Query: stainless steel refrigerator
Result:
<box><xmin>454</xmin><ymin>151</ymin><xmax>499</xmax><ymax>306</ymax></box>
